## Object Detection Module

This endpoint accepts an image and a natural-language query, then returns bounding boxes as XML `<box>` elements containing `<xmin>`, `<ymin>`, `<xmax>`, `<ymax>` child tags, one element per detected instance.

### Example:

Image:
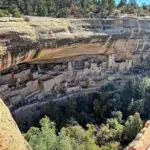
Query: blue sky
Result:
<box><xmin>115</xmin><ymin>0</ymin><xmax>150</xmax><ymax>6</ymax></box>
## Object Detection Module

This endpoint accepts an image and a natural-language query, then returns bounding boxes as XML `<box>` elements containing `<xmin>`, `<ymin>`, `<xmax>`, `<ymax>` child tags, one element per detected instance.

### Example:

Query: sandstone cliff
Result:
<box><xmin>126</xmin><ymin>121</ymin><xmax>150</xmax><ymax>150</ymax></box>
<box><xmin>0</xmin><ymin>99</ymin><xmax>32</xmax><ymax>150</ymax></box>
<box><xmin>0</xmin><ymin>16</ymin><xmax>150</xmax><ymax>70</ymax></box>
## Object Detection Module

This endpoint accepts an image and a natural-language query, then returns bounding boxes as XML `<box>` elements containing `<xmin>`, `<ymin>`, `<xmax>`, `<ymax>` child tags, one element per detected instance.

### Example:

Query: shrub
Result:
<box><xmin>113</xmin><ymin>10</ymin><xmax>120</xmax><ymax>16</ymax></box>
<box><xmin>0</xmin><ymin>9</ymin><xmax>9</xmax><ymax>17</ymax></box>
<box><xmin>56</xmin><ymin>8</ymin><xmax>68</xmax><ymax>18</ymax></box>
<box><xmin>9</xmin><ymin>4</ymin><xmax>22</xmax><ymax>18</ymax></box>
<box><xmin>139</xmin><ymin>12</ymin><xmax>146</xmax><ymax>16</ymax></box>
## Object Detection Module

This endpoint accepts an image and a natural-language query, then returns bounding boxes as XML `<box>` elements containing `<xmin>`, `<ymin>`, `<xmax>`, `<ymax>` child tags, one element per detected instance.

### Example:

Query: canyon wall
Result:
<box><xmin>0</xmin><ymin>98</ymin><xmax>32</xmax><ymax>150</ymax></box>
<box><xmin>1</xmin><ymin>16</ymin><xmax>150</xmax><ymax>70</ymax></box>
<box><xmin>126</xmin><ymin>121</ymin><xmax>150</xmax><ymax>150</ymax></box>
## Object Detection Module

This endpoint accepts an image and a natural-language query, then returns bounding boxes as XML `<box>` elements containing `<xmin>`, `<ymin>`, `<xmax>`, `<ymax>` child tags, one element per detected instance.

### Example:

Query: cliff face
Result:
<box><xmin>126</xmin><ymin>121</ymin><xmax>150</xmax><ymax>150</ymax></box>
<box><xmin>0</xmin><ymin>99</ymin><xmax>32</xmax><ymax>150</ymax></box>
<box><xmin>1</xmin><ymin>16</ymin><xmax>150</xmax><ymax>70</ymax></box>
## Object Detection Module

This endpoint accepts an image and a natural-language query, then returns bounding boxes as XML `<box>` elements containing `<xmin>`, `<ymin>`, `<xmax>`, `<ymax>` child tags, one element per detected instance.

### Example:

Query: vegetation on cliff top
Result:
<box><xmin>0</xmin><ymin>0</ymin><xmax>150</xmax><ymax>17</ymax></box>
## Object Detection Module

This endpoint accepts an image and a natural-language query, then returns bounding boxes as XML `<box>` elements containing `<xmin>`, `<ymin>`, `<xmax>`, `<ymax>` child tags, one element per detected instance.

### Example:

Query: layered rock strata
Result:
<box><xmin>0</xmin><ymin>16</ymin><xmax>150</xmax><ymax>70</ymax></box>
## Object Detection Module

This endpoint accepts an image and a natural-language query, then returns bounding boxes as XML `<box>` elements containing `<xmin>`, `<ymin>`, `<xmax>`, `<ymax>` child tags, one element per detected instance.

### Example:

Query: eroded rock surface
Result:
<box><xmin>126</xmin><ymin>121</ymin><xmax>150</xmax><ymax>150</ymax></box>
<box><xmin>0</xmin><ymin>16</ymin><xmax>150</xmax><ymax>70</ymax></box>
<box><xmin>0</xmin><ymin>99</ymin><xmax>32</xmax><ymax>150</ymax></box>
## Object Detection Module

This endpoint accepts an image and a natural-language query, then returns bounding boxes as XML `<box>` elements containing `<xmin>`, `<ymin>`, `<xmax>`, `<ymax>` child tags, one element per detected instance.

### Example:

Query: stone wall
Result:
<box><xmin>14</xmin><ymin>69</ymin><xmax>31</xmax><ymax>82</ymax></box>
<box><xmin>0</xmin><ymin>73</ymin><xmax>13</xmax><ymax>84</ymax></box>
<box><xmin>9</xmin><ymin>95</ymin><xmax>22</xmax><ymax>105</ymax></box>
<box><xmin>42</xmin><ymin>78</ymin><xmax>55</xmax><ymax>92</ymax></box>
<box><xmin>41</xmin><ymin>74</ymin><xmax>64</xmax><ymax>92</ymax></box>
<box><xmin>67</xmin><ymin>86</ymin><xmax>80</xmax><ymax>93</ymax></box>
<box><xmin>9</xmin><ymin>80</ymin><xmax>39</xmax><ymax>99</ymax></box>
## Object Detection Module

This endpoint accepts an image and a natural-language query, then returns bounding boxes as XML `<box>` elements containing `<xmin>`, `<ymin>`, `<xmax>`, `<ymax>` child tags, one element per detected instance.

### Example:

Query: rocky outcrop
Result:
<box><xmin>126</xmin><ymin>121</ymin><xmax>150</xmax><ymax>150</ymax></box>
<box><xmin>0</xmin><ymin>98</ymin><xmax>32</xmax><ymax>150</ymax></box>
<box><xmin>1</xmin><ymin>16</ymin><xmax>150</xmax><ymax>70</ymax></box>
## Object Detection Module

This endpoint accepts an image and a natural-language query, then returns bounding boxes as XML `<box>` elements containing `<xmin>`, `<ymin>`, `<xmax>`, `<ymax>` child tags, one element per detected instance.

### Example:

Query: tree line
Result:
<box><xmin>0</xmin><ymin>0</ymin><xmax>150</xmax><ymax>17</ymax></box>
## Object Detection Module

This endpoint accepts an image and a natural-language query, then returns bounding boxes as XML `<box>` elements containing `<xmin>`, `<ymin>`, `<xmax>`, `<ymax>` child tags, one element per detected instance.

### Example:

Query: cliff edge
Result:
<box><xmin>0</xmin><ymin>99</ymin><xmax>32</xmax><ymax>150</ymax></box>
<box><xmin>126</xmin><ymin>121</ymin><xmax>150</xmax><ymax>150</ymax></box>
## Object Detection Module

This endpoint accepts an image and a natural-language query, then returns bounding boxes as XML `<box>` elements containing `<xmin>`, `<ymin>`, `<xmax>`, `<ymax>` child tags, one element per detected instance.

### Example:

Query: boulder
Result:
<box><xmin>0</xmin><ymin>99</ymin><xmax>32</xmax><ymax>150</ymax></box>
